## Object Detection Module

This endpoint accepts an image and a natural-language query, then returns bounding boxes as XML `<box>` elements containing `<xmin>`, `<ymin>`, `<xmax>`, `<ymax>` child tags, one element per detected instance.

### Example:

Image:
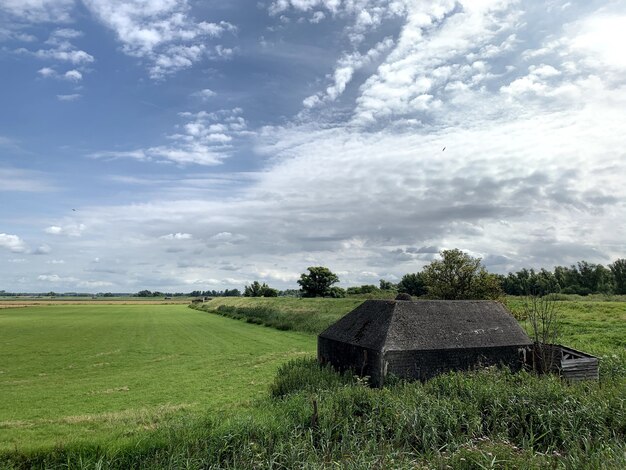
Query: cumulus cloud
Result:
<box><xmin>0</xmin><ymin>0</ymin><xmax>75</xmax><ymax>23</ymax></box>
<box><xmin>303</xmin><ymin>37</ymin><xmax>394</xmax><ymax>108</ymax></box>
<box><xmin>21</xmin><ymin>28</ymin><xmax>94</xmax><ymax>66</ymax></box>
<box><xmin>193</xmin><ymin>88</ymin><xmax>216</xmax><ymax>100</ymax></box>
<box><xmin>44</xmin><ymin>223</ymin><xmax>86</xmax><ymax>236</ymax></box>
<box><xmin>3</xmin><ymin>1</ymin><xmax>625</xmax><ymax>293</ymax></box>
<box><xmin>90</xmin><ymin>108</ymin><xmax>249</xmax><ymax>166</ymax></box>
<box><xmin>81</xmin><ymin>0</ymin><xmax>237</xmax><ymax>78</ymax></box>
<box><xmin>0</xmin><ymin>233</ymin><xmax>28</xmax><ymax>253</ymax></box>
<box><xmin>64</xmin><ymin>69</ymin><xmax>82</xmax><ymax>81</ymax></box>
<box><xmin>37</xmin><ymin>67</ymin><xmax>83</xmax><ymax>81</ymax></box>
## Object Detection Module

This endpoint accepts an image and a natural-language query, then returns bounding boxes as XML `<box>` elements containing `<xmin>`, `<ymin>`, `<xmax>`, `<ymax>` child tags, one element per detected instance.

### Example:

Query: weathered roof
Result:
<box><xmin>319</xmin><ymin>299</ymin><xmax>532</xmax><ymax>352</ymax></box>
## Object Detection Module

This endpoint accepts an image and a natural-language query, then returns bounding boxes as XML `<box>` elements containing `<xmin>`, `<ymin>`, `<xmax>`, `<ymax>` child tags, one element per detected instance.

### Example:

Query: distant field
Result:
<box><xmin>200</xmin><ymin>296</ymin><xmax>626</xmax><ymax>358</ymax></box>
<box><xmin>0</xmin><ymin>297</ymin><xmax>192</xmax><ymax>307</ymax></box>
<box><xmin>0</xmin><ymin>304</ymin><xmax>314</xmax><ymax>451</ymax></box>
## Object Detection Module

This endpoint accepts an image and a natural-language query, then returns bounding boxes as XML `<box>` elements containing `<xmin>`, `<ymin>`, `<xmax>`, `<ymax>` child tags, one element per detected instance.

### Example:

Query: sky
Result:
<box><xmin>1</xmin><ymin>0</ymin><xmax>625</xmax><ymax>293</ymax></box>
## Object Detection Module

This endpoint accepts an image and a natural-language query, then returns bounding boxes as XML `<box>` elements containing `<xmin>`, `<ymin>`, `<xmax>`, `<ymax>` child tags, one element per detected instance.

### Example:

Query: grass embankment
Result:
<box><xmin>196</xmin><ymin>297</ymin><xmax>626</xmax><ymax>372</ymax></box>
<box><xmin>0</xmin><ymin>304</ymin><xmax>314</xmax><ymax>452</ymax></box>
<box><xmin>194</xmin><ymin>297</ymin><xmax>362</xmax><ymax>334</ymax></box>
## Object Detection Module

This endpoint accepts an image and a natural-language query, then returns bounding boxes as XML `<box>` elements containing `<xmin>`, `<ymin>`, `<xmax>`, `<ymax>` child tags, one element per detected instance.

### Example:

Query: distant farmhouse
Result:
<box><xmin>318</xmin><ymin>299</ymin><xmax>533</xmax><ymax>386</ymax></box>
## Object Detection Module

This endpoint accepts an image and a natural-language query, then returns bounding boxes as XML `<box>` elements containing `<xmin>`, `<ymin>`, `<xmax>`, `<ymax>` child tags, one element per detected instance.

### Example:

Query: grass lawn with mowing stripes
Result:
<box><xmin>0</xmin><ymin>304</ymin><xmax>314</xmax><ymax>452</ymax></box>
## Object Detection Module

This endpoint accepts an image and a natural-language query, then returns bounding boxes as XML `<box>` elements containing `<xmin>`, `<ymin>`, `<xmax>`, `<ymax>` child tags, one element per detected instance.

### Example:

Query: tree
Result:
<box><xmin>297</xmin><ymin>266</ymin><xmax>339</xmax><ymax>297</ymax></box>
<box><xmin>523</xmin><ymin>293</ymin><xmax>560</xmax><ymax>374</ymax></box>
<box><xmin>244</xmin><ymin>281</ymin><xmax>264</xmax><ymax>297</ymax></box>
<box><xmin>137</xmin><ymin>290</ymin><xmax>152</xmax><ymax>297</ymax></box>
<box><xmin>609</xmin><ymin>259</ymin><xmax>626</xmax><ymax>294</ymax></box>
<box><xmin>244</xmin><ymin>281</ymin><xmax>278</xmax><ymax>297</ymax></box>
<box><xmin>397</xmin><ymin>272</ymin><xmax>427</xmax><ymax>297</ymax></box>
<box><xmin>379</xmin><ymin>279</ymin><xmax>396</xmax><ymax>291</ymax></box>
<box><xmin>422</xmin><ymin>249</ymin><xmax>503</xmax><ymax>300</ymax></box>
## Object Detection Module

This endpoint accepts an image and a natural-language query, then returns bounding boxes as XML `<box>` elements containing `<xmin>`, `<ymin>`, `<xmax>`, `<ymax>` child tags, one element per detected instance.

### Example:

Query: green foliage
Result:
<box><xmin>609</xmin><ymin>259</ymin><xmax>626</xmax><ymax>295</ymax></box>
<box><xmin>327</xmin><ymin>286</ymin><xmax>346</xmax><ymax>298</ymax></box>
<box><xmin>397</xmin><ymin>272</ymin><xmax>428</xmax><ymax>296</ymax></box>
<box><xmin>379</xmin><ymin>279</ymin><xmax>396</xmax><ymax>290</ymax></box>
<box><xmin>209</xmin><ymin>302</ymin><xmax>341</xmax><ymax>334</ymax></box>
<box><xmin>244</xmin><ymin>281</ymin><xmax>279</xmax><ymax>297</ymax></box>
<box><xmin>297</xmin><ymin>266</ymin><xmax>340</xmax><ymax>297</ymax></box>
<box><xmin>4</xmin><ymin>364</ymin><xmax>624</xmax><ymax>469</ymax></box>
<box><xmin>422</xmin><ymin>249</ymin><xmax>503</xmax><ymax>300</ymax></box>
<box><xmin>503</xmin><ymin>261</ymin><xmax>622</xmax><ymax>296</ymax></box>
<box><xmin>269</xmin><ymin>358</ymin><xmax>356</xmax><ymax>398</ymax></box>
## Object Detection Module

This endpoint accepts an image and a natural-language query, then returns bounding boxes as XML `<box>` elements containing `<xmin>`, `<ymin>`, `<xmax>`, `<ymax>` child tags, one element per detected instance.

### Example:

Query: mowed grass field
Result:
<box><xmin>0</xmin><ymin>304</ymin><xmax>314</xmax><ymax>451</ymax></box>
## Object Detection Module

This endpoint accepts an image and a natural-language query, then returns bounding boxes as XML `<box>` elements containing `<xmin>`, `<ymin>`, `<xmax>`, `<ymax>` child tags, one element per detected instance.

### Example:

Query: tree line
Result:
<box><xmin>243</xmin><ymin>250</ymin><xmax>626</xmax><ymax>299</ymax></box>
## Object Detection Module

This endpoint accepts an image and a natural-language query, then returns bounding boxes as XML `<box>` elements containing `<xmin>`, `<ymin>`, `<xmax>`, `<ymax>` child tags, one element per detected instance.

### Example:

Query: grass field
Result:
<box><xmin>0</xmin><ymin>304</ymin><xmax>314</xmax><ymax>451</ymax></box>
<box><xmin>198</xmin><ymin>296</ymin><xmax>626</xmax><ymax>358</ymax></box>
<box><xmin>1</xmin><ymin>297</ymin><xmax>624</xmax><ymax>468</ymax></box>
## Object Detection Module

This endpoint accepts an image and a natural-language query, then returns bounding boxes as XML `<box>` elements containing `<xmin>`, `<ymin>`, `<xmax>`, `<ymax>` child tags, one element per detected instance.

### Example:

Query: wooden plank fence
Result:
<box><xmin>528</xmin><ymin>343</ymin><xmax>599</xmax><ymax>381</ymax></box>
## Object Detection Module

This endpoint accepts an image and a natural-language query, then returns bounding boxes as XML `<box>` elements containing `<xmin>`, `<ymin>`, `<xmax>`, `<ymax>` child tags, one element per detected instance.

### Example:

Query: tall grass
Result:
<box><xmin>4</xmin><ymin>359</ymin><xmax>624</xmax><ymax>469</ymax></box>
<box><xmin>192</xmin><ymin>304</ymin><xmax>338</xmax><ymax>334</ymax></box>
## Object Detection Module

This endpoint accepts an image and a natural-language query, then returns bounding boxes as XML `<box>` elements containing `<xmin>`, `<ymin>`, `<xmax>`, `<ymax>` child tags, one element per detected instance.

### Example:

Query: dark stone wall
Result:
<box><xmin>318</xmin><ymin>337</ymin><xmax>383</xmax><ymax>386</ymax></box>
<box><xmin>383</xmin><ymin>346</ymin><xmax>528</xmax><ymax>382</ymax></box>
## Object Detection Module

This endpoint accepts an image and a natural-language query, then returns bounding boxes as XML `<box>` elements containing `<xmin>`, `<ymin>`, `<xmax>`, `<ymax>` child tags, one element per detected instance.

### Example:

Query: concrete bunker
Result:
<box><xmin>318</xmin><ymin>299</ymin><xmax>533</xmax><ymax>386</ymax></box>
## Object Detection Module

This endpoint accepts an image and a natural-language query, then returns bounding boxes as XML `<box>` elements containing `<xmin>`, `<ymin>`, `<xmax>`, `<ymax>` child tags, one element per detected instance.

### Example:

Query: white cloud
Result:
<box><xmin>81</xmin><ymin>0</ymin><xmax>237</xmax><ymax>78</ymax></box>
<box><xmin>568</xmin><ymin>14</ymin><xmax>626</xmax><ymax>71</ymax></box>
<box><xmin>77</xmin><ymin>280</ymin><xmax>114</xmax><ymax>288</ymax></box>
<box><xmin>64</xmin><ymin>69</ymin><xmax>82</xmax><ymax>81</ymax></box>
<box><xmin>0</xmin><ymin>233</ymin><xmax>28</xmax><ymax>253</ymax></box>
<box><xmin>193</xmin><ymin>88</ymin><xmax>216</xmax><ymax>100</ymax></box>
<box><xmin>37</xmin><ymin>66</ymin><xmax>55</xmax><ymax>77</ymax></box>
<box><xmin>57</xmin><ymin>93</ymin><xmax>82</xmax><ymax>101</ymax></box>
<box><xmin>160</xmin><ymin>232</ymin><xmax>192</xmax><ymax>240</ymax></box>
<box><xmin>352</xmin><ymin>0</ymin><xmax>521</xmax><ymax>124</ymax></box>
<box><xmin>36</xmin><ymin>67</ymin><xmax>83</xmax><ymax>81</ymax></box>
<box><xmin>90</xmin><ymin>108</ymin><xmax>249</xmax><ymax>166</ymax></box>
<box><xmin>303</xmin><ymin>37</ymin><xmax>394</xmax><ymax>107</ymax></box>
<box><xmin>33</xmin><ymin>244</ymin><xmax>51</xmax><ymax>255</ymax></box>
<box><xmin>44</xmin><ymin>223</ymin><xmax>86</xmax><ymax>236</ymax></box>
<box><xmin>35</xmin><ymin>48</ymin><xmax>93</xmax><ymax>64</ymax></box>
<box><xmin>0</xmin><ymin>0</ymin><xmax>75</xmax><ymax>23</ymax></box>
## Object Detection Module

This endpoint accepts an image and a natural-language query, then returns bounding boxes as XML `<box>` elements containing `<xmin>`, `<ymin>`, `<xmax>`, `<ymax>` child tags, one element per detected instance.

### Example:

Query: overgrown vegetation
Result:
<box><xmin>192</xmin><ymin>297</ymin><xmax>361</xmax><ymax>334</ymax></box>
<box><xmin>3</xmin><ymin>359</ymin><xmax>624</xmax><ymax>469</ymax></box>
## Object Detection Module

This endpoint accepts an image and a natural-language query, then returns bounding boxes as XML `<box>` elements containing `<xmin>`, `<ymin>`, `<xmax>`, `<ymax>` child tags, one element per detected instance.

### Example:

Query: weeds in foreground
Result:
<box><xmin>3</xmin><ymin>358</ymin><xmax>624</xmax><ymax>469</ymax></box>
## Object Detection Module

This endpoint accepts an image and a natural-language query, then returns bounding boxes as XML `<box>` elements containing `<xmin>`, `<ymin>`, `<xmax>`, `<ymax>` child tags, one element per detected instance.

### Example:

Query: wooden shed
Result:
<box><xmin>318</xmin><ymin>299</ymin><xmax>533</xmax><ymax>386</ymax></box>
<box><xmin>531</xmin><ymin>344</ymin><xmax>599</xmax><ymax>381</ymax></box>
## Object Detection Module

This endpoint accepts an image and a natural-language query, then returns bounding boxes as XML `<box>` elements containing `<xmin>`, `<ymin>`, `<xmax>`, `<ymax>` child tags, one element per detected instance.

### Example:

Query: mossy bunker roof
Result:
<box><xmin>319</xmin><ymin>299</ymin><xmax>532</xmax><ymax>352</ymax></box>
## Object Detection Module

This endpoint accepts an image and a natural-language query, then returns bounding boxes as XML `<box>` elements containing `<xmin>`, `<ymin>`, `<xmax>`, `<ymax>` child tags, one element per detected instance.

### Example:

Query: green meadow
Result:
<box><xmin>1</xmin><ymin>298</ymin><xmax>624</xmax><ymax>468</ymax></box>
<box><xmin>0</xmin><ymin>304</ymin><xmax>314</xmax><ymax>451</ymax></box>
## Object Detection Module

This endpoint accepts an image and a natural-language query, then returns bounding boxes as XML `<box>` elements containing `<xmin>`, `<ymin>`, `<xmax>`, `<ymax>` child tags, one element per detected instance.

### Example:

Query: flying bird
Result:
<box><xmin>72</xmin><ymin>209</ymin><xmax>77</xmax><ymax>211</ymax></box>
<box><xmin>442</xmin><ymin>146</ymin><xmax>446</xmax><ymax>151</ymax></box>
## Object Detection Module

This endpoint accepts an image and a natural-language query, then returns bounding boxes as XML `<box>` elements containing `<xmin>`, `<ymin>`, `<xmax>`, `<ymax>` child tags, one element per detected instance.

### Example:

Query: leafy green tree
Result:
<box><xmin>297</xmin><ymin>266</ymin><xmax>340</xmax><ymax>297</ymax></box>
<box><xmin>137</xmin><ymin>290</ymin><xmax>152</xmax><ymax>297</ymax></box>
<box><xmin>397</xmin><ymin>272</ymin><xmax>428</xmax><ymax>297</ymax></box>
<box><xmin>244</xmin><ymin>281</ymin><xmax>278</xmax><ymax>297</ymax></box>
<box><xmin>609</xmin><ymin>259</ymin><xmax>626</xmax><ymax>294</ymax></box>
<box><xmin>422</xmin><ymin>249</ymin><xmax>503</xmax><ymax>300</ymax></box>
<box><xmin>244</xmin><ymin>281</ymin><xmax>264</xmax><ymax>297</ymax></box>
<box><xmin>379</xmin><ymin>279</ymin><xmax>396</xmax><ymax>290</ymax></box>
<box><xmin>327</xmin><ymin>286</ymin><xmax>346</xmax><ymax>298</ymax></box>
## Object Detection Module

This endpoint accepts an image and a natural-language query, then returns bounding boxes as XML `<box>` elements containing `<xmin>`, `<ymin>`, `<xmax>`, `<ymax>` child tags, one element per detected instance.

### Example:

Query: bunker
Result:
<box><xmin>318</xmin><ymin>299</ymin><xmax>533</xmax><ymax>386</ymax></box>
